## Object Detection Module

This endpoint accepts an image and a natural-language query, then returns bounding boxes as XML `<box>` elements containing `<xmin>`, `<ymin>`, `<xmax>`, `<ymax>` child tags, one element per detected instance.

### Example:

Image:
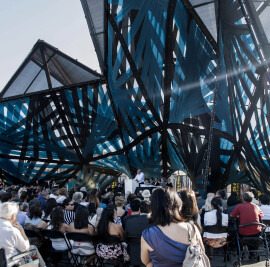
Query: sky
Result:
<box><xmin>0</xmin><ymin>0</ymin><xmax>100</xmax><ymax>91</ymax></box>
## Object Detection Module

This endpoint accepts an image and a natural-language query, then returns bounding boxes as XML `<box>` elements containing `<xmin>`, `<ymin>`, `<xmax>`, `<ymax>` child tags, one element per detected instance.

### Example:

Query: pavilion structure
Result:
<box><xmin>0</xmin><ymin>0</ymin><xmax>270</xmax><ymax>193</ymax></box>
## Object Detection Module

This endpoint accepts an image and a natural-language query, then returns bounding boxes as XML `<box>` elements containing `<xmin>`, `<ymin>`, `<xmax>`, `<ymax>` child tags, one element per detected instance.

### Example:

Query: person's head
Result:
<box><xmin>204</xmin><ymin>195</ymin><xmax>214</xmax><ymax>211</ymax></box>
<box><xmin>250</xmin><ymin>189</ymin><xmax>258</xmax><ymax>199</ymax></box>
<box><xmin>97</xmin><ymin>204</ymin><xmax>116</xmax><ymax>240</ymax></box>
<box><xmin>155</xmin><ymin>178</ymin><xmax>158</xmax><ymax>182</ymax></box>
<box><xmin>51</xmin><ymin>188</ymin><xmax>58</xmax><ymax>196</ymax></box>
<box><xmin>137</xmin><ymin>169</ymin><xmax>141</xmax><ymax>174</ymax></box>
<box><xmin>211</xmin><ymin>197</ymin><xmax>223</xmax><ymax>227</ymax></box>
<box><xmin>11</xmin><ymin>190</ymin><xmax>18</xmax><ymax>200</ymax></box>
<box><xmin>259</xmin><ymin>195</ymin><xmax>270</xmax><ymax>205</ymax></box>
<box><xmin>130</xmin><ymin>199</ymin><xmax>141</xmax><ymax>213</ymax></box>
<box><xmin>20</xmin><ymin>191</ymin><xmax>28</xmax><ymax>201</ymax></box>
<box><xmin>115</xmin><ymin>196</ymin><xmax>125</xmax><ymax>207</ymax></box>
<box><xmin>44</xmin><ymin>198</ymin><xmax>58</xmax><ymax>217</ymax></box>
<box><xmin>216</xmin><ymin>190</ymin><xmax>226</xmax><ymax>200</ymax></box>
<box><xmin>195</xmin><ymin>191</ymin><xmax>201</xmax><ymax>199</ymax></box>
<box><xmin>150</xmin><ymin>178</ymin><xmax>154</xmax><ymax>182</ymax></box>
<box><xmin>0</xmin><ymin>202</ymin><xmax>19</xmax><ymax>223</ymax></box>
<box><xmin>88</xmin><ymin>195</ymin><xmax>100</xmax><ymax>207</ymax></box>
<box><xmin>127</xmin><ymin>193</ymin><xmax>136</xmax><ymax>204</ymax></box>
<box><xmin>140</xmin><ymin>200</ymin><xmax>150</xmax><ymax>214</ymax></box>
<box><xmin>22</xmin><ymin>202</ymin><xmax>29</xmax><ymax>212</ymax></box>
<box><xmin>2</xmin><ymin>192</ymin><xmax>12</xmax><ymax>202</ymax></box>
<box><xmin>89</xmin><ymin>188</ymin><xmax>98</xmax><ymax>196</ymax></box>
<box><xmin>72</xmin><ymin>192</ymin><xmax>83</xmax><ymax>203</ymax></box>
<box><xmin>58</xmin><ymin>187</ymin><xmax>67</xmax><ymax>197</ymax></box>
<box><xmin>62</xmin><ymin>198</ymin><xmax>74</xmax><ymax>211</ymax></box>
<box><xmin>81</xmin><ymin>191</ymin><xmax>88</xmax><ymax>201</ymax></box>
<box><xmin>227</xmin><ymin>193</ymin><xmax>239</xmax><ymax>207</ymax></box>
<box><xmin>161</xmin><ymin>178</ymin><xmax>165</xmax><ymax>183</ymax></box>
<box><xmin>179</xmin><ymin>189</ymin><xmax>199</xmax><ymax>222</ymax></box>
<box><xmin>142</xmin><ymin>189</ymin><xmax>151</xmax><ymax>201</ymax></box>
<box><xmin>41</xmin><ymin>190</ymin><xmax>49</xmax><ymax>199</ymax></box>
<box><xmin>144</xmin><ymin>179</ymin><xmax>149</xmax><ymax>185</ymax></box>
<box><xmin>74</xmin><ymin>205</ymin><xmax>89</xmax><ymax>229</ymax></box>
<box><xmin>149</xmin><ymin>187</ymin><xmax>183</xmax><ymax>226</ymax></box>
<box><xmin>29</xmin><ymin>204</ymin><xmax>42</xmax><ymax>219</ymax></box>
<box><xmin>88</xmin><ymin>203</ymin><xmax>97</xmax><ymax>215</ymax></box>
<box><xmin>243</xmin><ymin>192</ymin><xmax>254</xmax><ymax>203</ymax></box>
<box><xmin>50</xmin><ymin>206</ymin><xmax>64</xmax><ymax>231</ymax></box>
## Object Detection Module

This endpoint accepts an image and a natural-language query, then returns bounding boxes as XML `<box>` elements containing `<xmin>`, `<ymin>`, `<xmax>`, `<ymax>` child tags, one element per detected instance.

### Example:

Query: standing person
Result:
<box><xmin>141</xmin><ymin>187</ymin><xmax>204</xmax><ymax>266</ymax></box>
<box><xmin>134</xmin><ymin>169</ymin><xmax>145</xmax><ymax>186</ymax></box>
<box><xmin>0</xmin><ymin>202</ymin><xmax>30</xmax><ymax>260</ymax></box>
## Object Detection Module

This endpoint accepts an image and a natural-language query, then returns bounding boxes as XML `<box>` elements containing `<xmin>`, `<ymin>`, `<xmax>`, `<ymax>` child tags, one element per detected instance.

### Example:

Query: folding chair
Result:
<box><xmin>40</xmin><ymin>229</ymin><xmax>72</xmax><ymax>266</ymax></box>
<box><xmin>65</xmin><ymin>232</ymin><xmax>96</xmax><ymax>267</ymax></box>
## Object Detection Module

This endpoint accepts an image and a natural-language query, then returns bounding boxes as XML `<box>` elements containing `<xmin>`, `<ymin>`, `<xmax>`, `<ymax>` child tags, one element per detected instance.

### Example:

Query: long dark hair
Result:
<box><xmin>74</xmin><ymin>205</ymin><xmax>89</xmax><ymax>229</ymax></box>
<box><xmin>50</xmin><ymin>207</ymin><xmax>64</xmax><ymax>231</ymax></box>
<box><xmin>179</xmin><ymin>189</ymin><xmax>201</xmax><ymax>231</ymax></box>
<box><xmin>97</xmin><ymin>205</ymin><xmax>115</xmax><ymax>241</ymax></box>
<box><xmin>211</xmin><ymin>197</ymin><xmax>223</xmax><ymax>227</ymax></box>
<box><xmin>149</xmin><ymin>187</ymin><xmax>183</xmax><ymax>226</ymax></box>
<box><xmin>44</xmin><ymin>198</ymin><xmax>58</xmax><ymax>218</ymax></box>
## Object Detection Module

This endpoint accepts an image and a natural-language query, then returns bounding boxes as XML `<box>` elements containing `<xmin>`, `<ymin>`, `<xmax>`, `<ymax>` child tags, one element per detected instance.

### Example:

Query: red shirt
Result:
<box><xmin>231</xmin><ymin>202</ymin><xmax>263</xmax><ymax>235</ymax></box>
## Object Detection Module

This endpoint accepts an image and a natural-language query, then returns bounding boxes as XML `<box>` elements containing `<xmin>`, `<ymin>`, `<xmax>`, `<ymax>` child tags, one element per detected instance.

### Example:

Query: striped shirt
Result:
<box><xmin>64</xmin><ymin>210</ymin><xmax>75</xmax><ymax>225</ymax></box>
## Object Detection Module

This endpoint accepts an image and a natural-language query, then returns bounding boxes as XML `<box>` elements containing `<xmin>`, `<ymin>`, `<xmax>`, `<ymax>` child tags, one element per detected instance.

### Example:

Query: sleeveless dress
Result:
<box><xmin>142</xmin><ymin>226</ymin><xmax>188</xmax><ymax>267</ymax></box>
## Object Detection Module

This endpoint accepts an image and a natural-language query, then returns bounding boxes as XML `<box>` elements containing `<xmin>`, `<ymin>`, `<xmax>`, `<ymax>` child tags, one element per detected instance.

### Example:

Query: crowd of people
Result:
<box><xmin>0</xmin><ymin>177</ymin><xmax>270</xmax><ymax>266</ymax></box>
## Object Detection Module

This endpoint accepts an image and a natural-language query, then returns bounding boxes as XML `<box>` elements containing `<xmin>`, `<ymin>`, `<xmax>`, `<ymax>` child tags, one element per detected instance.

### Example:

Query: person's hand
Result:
<box><xmin>13</xmin><ymin>222</ymin><xmax>24</xmax><ymax>232</ymax></box>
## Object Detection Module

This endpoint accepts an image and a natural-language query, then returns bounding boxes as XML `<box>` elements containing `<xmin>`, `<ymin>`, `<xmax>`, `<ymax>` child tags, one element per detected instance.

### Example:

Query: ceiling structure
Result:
<box><xmin>0</xmin><ymin>0</ymin><xmax>270</xmax><ymax>193</ymax></box>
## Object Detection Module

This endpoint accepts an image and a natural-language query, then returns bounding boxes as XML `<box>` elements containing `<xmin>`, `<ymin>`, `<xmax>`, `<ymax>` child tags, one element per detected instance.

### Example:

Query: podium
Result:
<box><xmin>125</xmin><ymin>179</ymin><xmax>138</xmax><ymax>195</ymax></box>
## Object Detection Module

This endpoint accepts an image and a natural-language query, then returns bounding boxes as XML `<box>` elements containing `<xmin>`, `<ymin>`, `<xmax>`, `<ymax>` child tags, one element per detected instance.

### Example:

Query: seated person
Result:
<box><xmin>125</xmin><ymin>200</ymin><xmax>151</xmax><ymax>266</ymax></box>
<box><xmin>0</xmin><ymin>202</ymin><xmax>30</xmax><ymax>260</ymax></box>
<box><xmin>203</xmin><ymin>197</ymin><xmax>228</xmax><ymax>259</ymax></box>
<box><xmin>96</xmin><ymin>205</ymin><xmax>129</xmax><ymax>262</ymax></box>
<box><xmin>69</xmin><ymin>206</ymin><xmax>95</xmax><ymax>256</ymax></box>
<box><xmin>47</xmin><ymin>206</ymin><xmax>70</xmax><ymax>251</ymax></box>
<box><xmin>123</xmin><ymin>199</ymin><xmax>141</xmax><ymax>228</ymax></box>
<box><xmin>231</xmin><ymin>192</ymin><xmax>263</xmax><ymax>258</ymax></box>
<box><xmin>259</xmin><ymin>194</ymin><xmax>270</xmax><ymax>232</ymax></box>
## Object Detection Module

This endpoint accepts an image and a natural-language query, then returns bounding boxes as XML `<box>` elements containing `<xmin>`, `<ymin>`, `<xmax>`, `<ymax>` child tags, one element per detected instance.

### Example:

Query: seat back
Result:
<box><xmin>24</xmin><ymin>228</ymin><xmax>40</xmax><ymax>238</ymax></box>
<box><xmin>41</xmin><ymin>229</ymin><xmax>65</xmax><ymax>239</ymax></box>
<box><xmin>65</xmin><ymin>232</ymin><xmax>94</xmax><ymax>243</ymax></box>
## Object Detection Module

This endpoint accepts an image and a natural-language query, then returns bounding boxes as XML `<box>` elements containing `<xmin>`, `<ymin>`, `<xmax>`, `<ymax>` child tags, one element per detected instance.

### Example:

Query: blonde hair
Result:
<box><xmin>115</xmin><ymin>196</ymin><xmax>125</xmax><ymax>207</ymax></box>
<box><xmin>204</xmin><ymin>196</ymin><xmax>214</xmax><ymax>211</ymax></box>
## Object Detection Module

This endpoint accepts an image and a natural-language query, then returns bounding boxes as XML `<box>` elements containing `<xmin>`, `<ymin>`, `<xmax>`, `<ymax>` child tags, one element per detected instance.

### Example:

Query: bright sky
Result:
<box><xmin>0</xmin><ymin>0</ymin><xmax>100</xmax><ymax>91</ymax></box>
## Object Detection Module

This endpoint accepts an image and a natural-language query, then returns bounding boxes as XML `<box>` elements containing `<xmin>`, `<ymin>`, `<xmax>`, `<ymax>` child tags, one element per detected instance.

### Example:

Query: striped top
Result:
<box><xmin>64</xmin><ymin>210</ymin><xmax>75</xmax><ymax>225</ymax></box>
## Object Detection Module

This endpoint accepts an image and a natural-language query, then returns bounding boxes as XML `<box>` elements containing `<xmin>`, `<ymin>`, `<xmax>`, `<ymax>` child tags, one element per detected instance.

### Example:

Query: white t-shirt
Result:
<box><xmin>203</xmin><ymin>210</ymin><xmax>228</xmax><ymax>239</ymax></box>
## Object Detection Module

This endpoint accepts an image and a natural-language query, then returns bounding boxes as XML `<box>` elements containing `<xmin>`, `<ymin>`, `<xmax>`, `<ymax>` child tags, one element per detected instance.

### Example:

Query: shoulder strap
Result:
<box><xmin>186</xmin><ymin>223</ymin><xmax>192</xmax><ymax>244</ymax></box>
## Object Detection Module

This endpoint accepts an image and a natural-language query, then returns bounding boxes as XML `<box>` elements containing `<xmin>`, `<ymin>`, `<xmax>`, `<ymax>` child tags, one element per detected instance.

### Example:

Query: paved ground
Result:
<box><xmin>209</xmin><ymin>247</ymin><xmax>269</xmax><ymax>266</ymax></box>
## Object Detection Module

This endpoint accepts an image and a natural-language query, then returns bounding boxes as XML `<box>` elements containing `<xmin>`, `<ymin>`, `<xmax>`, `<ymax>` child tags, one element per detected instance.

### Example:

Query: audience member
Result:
<box><xmin>56</xmin><ymin>188</ymin><xmax>67</xmax><ymax>204</ymax></box>
<box><xmin>43</xmin><ymin>198</ymin><xmax>58</xmax><ymax>222</ymax></box>
<box><xmin>142</xmin><ymin>189</ymin><xmax>151</xmax><ymax>201</ymax></box>
<box><xmin>72</xmin><ymin>192</ymin><xmax>83</xmax><ymax>212</ymax></box>
<box><xmin>203</xmin><ymin>197</ymin><xmax>228</xmax><ymax>259</ymax></box>
<box><xmin>141</xmin><ymin>187</ymin><xmax>204</xmax><ymax>266</ymax></box>
<box><xmin>231</xmin><ymin>192</ymin><xmax>263</xmax><ymax>257</ymax></box>
<box><xmin>225</xmin><ymin>192</ymin><xmax>240</xmax><ymax>216</ymax></box>
<box><xmin>259</xmin><ymin>194</ymin><xmax>270</xmax><ymax>220</ymax></box>
<box><xmin>39</xmin><ymin>190</ymin><xmax>49</xmax><ymax>209</ymax></box>
<box><xmin>89</xmin><ymin>195</ymin><xmax>103</xmax><ymax>216</ymax></box>
<box><xmin>123</xmin><ymin>199</ymin><xmax>141</xmax><ymax>227</ymax></box>
<box><xmin>216</xmin><ymin>190</ymin><xmax>227</xmax><ymax>209</ymax></box>
<box><xmin>195</xmin><ymin>191</ymin><xmax>205</xmax><ymax>210</ymax></box>
<box><xmin>62</xmin><ymin>198</ymin><xmax>75</xmax><ymax>225</ymax></box>
<box><xmin>0</xmin><ymin>202</ymin><xmax>30</xmax><ymax>260</ymax></box>
<box><xmin>17</xmin><ymin>202</ymin><xmax>29</xmax><ymax>227</ymax></box>
<box><xmin>96</xmin><ymin>205</ymin><xmax>129</xmax><ymax>262</ymax></box>
<box><xmin>251</xmin><ymin>189</ymin><xmax>259</xmax><ymax>205</ymax></box>
<box><xmin>47</xmin><ymin>206</ymin><xmax>70</xmax><ymax>250</ymax></box>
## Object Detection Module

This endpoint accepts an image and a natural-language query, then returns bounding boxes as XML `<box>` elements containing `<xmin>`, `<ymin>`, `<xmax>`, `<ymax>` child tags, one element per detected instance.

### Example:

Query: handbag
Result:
<box><xmin>183</xmin><ymin>222</ymin><xmax>210</xmax><ymax>267</ymax></box>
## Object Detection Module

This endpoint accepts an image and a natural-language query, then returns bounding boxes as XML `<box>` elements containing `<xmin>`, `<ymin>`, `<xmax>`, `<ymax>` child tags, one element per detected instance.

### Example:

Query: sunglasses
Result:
<box><xmin>69</xmin><ymin>203</ymin><xmax>74</xmax><ymax>206</ymax></box>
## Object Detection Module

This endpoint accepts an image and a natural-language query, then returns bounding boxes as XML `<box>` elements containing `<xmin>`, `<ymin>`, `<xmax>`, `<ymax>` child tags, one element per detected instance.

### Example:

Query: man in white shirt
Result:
<box><xmin>0</xmin><ymin>202</ymin><xmax>30</xmax><ymax>260</ymax></box>
<box><xmin>133</xmin><ymin>169</ymin><xmax>145</xmax><ymax>186</ymax></box>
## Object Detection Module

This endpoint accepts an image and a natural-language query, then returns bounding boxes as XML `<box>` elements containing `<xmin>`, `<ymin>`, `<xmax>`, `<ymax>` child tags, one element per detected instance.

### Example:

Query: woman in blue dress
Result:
<box><xmin>141</xmin><ymin>187</ymin><xmax>205</xmax><ymax>267</ymax></box>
